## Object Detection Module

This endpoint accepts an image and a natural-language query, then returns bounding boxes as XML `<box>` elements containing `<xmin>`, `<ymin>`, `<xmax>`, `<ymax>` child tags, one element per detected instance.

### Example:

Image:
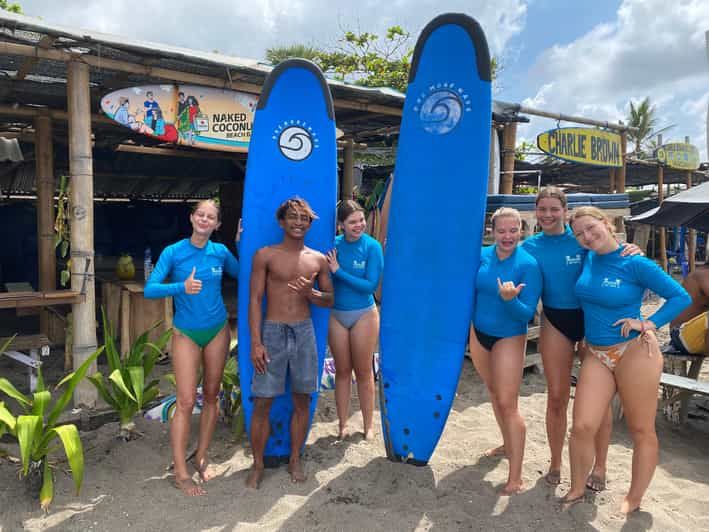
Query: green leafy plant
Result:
<box><xmin>54</xmin><ymin>175</ymin><xmax>71</xmax><ymax>287</ymax></box>
<box><xmin>0</xmin><ymin>344</ymin><xmax>103</xmax><ymax>510</ymax></box>
<box><xmin>89</xmin><ymin>307</ymin><xmax>172</xmax><ymax>440</ymax></box>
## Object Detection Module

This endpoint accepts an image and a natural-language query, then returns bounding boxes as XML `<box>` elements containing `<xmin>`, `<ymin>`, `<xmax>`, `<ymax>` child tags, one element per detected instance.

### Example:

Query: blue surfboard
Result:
<box><xmin>379</xmin><ymin>14</ymin><xmax>492</xmax><ymax>464</ymax></box>
<box><xmin>238</xmin><ymin>59</ymin><xmax>337</xmax><ymax>466</ymax></box>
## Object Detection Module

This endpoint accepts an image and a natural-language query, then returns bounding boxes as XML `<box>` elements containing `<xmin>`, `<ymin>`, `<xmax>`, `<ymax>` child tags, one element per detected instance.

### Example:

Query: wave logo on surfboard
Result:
<box><xmin>414</xmin><ymin>83</ymin><xmax>472</xmax><ymax>135</ymax></box>
<box><xmin>274</xmin><ymin>120</ymin><xmax>319</xmax><ymax>161</ymax></box>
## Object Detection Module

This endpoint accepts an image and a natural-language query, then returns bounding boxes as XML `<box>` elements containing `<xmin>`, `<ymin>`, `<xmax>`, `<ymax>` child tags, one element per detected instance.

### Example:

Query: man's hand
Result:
<box><xmin>251</xmin><ymin>343</ymin><xmax>269</xmax><ymax>374</ymax></box>
<box><xmin>288</xmin><ymin>272</ymin><xmax>317</xmax><ymax>296</ymax></box>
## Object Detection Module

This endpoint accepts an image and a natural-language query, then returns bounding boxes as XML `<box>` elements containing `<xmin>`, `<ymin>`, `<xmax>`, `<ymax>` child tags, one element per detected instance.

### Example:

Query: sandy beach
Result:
<box><xmin>2</xmin><ymin>315</ymin><xmax>709</xmax><ymax>532</ymax></box>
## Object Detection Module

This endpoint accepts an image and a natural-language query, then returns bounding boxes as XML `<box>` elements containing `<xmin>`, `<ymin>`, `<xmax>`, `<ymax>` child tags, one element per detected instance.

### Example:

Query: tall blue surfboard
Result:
<box><xmin>379</xmin><ymin>14</ymin><xmax>492</xmax><ymax>465</ymax></box>
<box><xmin>238</xmin><ymin>59</ymin><xmax>337</xmax><ymax>466</ymax></box>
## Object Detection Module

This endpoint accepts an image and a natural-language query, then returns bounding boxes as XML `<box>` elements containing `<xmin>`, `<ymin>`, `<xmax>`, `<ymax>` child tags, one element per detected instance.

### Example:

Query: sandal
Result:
<box><xmin>586</xmin><ymin>474</ymin><xmax>606</xmax><ymax>492</ymax></box>
<box><xmin>544</xmin><ymin>470</ymin><xmax>561</xmax><ymax>486</ymax></box>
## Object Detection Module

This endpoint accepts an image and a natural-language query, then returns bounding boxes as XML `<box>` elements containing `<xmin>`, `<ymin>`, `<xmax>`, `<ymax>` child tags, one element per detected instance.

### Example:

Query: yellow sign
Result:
<box><xmin>537</xmin><ymin>127</ymin><xmax>622</xmax><ymax>167</ymax></box>
<box><xmin>655</xmin><ymin>143</ymin><xmax>700</xmax><ymax>170</ymax></box>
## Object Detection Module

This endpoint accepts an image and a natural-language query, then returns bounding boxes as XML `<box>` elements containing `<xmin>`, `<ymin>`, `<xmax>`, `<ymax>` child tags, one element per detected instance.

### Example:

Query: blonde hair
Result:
<box><xmin>491</xmin><ymin>207</ymin><xmax>522</xmax><ymax>230</ymax></box>
<box><xmin>569</xmin><ymin>206</ymin><xmax>614</xmax><ymax>234</ymax></box>
<box><xmin>535</xmin><ymin>186</ymin><xmax>567</xmax><ymax>208</ymax></box>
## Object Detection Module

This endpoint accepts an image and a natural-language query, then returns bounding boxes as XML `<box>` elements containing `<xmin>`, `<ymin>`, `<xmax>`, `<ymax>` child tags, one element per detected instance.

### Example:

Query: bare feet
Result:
<box><xmin>482</xmin><ymin>444</ymin><xmax>506</xmax><ymax>458</ymax></box>
<box><xmin>363</xmin><ymin>428</ymin><xmax>374</xmax><ymax>441</ymax></box>
<box><xmin>288</xmin><ymin>460</ymin><xmax>307</xmax><ymax>483</ymax></box>
<box><xmin>174</xmin><ymin>477</ymin><xmax>206</xmax><ymax>496</ymax></box>
<box><xmin>586</xmin><ymin>473</ymin><xmax>606</xmax><ymax>492</ymax></box>
<box><xmin>558</xmin><ymin>491</ymin><xmax>586</xmax><ymax>510</ymax></box>
<box><xmin>192</xmin><ymin>457</ymin><xmax>216</xmax><ymax>483</ymax></box>
<box><xmin>544</xmin><ymin>470</ymin><xmax>561</xmax><ymax>486</ymax></box>
<box><xmin>245</xmin><ymin>465</ymin><xmax>264</xmax><ymax>489</ymax></box>
<box><xmin>337</xmin><ymin>427</ymin><xmax>349</xmax><ymax>440</ymax></box>
<box><xmin>499</xmin><ymin>479</ymin><xmax>524</xmax><ymax>495</ymax></box>
<box><xmin>620</xmin><ymin>496</ymin><xmax>641</xmax><ymax>514</ymax></box>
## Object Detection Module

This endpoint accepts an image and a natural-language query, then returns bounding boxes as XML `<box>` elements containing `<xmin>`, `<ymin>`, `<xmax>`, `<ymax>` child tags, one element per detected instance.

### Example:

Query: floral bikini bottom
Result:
<box><xmin>583</xmin><ymin>334</ymin><xmax>651</xmax><ymax>372</ymax></box>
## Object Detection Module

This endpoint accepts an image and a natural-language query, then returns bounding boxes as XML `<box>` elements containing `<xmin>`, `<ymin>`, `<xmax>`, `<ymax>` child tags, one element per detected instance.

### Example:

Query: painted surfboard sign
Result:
<box><xmin>100</xmin><ymin>84</ymin><xmax>258</xmax><ymax>152</ymax></box>
<box><xmin>237</xmin><ymin>59</ymin><xmax>337</xmax><ymax>466</ymax></box>
<box><xmin>537</xmin><ymin>127</ymin><xmax>622</xmax><ymax>167</ymax></box>
<box><xmin>379</xmin><ymin>13</ymin><xmax>492</xmax><ymax>465</ymax></box>
<box><xmin>655</xmin><ymin>142</ymin><xmax>700</xmax><ymax>170</ymax></box>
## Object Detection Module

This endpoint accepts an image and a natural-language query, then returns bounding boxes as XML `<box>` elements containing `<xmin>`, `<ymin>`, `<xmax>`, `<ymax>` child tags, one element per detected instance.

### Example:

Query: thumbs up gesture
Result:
<box><xmin>184</xmin><ymin>266</ymin><xmax>202</xmax><ymax>295</ymax></box>
<box><xmin>497</xmin><ymin>277</ymin><xmax>525</xmax><ymax>301</ymax></box>
<box><xmin>288</xmin><ymin>271</ymin><xmax>318</xmax><ymax>296</ymax></box>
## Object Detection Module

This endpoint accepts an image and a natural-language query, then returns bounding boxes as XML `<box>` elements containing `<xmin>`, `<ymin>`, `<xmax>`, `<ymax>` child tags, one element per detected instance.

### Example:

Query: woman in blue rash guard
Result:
<box><xmin>560</xmin><ymin>207</ymin><xmax>690</xmax><ymax>514</ymax></box>
<box><xmin>469</xmin><ymin>207</ymin><xmax>542</xmax><ymax>495</ymax></box>
<box><xmin>521</xmin><ymin>187</ymin><xmax>641</xmax><ymax>489</ymax></box>
<box><xmin>145</xmin><ymin>199</ymin><xmax>239</xmax><ymax>497</ymax></box>
<box><xmin>326</xmin><ymin>200</ymin><xmax>384</xmax><ymax>441</ymax></box>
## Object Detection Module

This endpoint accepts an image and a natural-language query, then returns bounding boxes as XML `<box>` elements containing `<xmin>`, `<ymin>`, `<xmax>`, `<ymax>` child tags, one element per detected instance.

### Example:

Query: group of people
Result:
<box><xmin>145</xmin><ymin>197</ymin><xmax>382</xmax><ymax>496</ymax></box>
<box><xmin>469</xmin><ymin>187</ymin><xmax>691</xmax><ymax>514</ymax></box>
<box><xmin>145</xmin><ymin>187</ymin><xmax>694</xmax><ymax>516</ymax></box>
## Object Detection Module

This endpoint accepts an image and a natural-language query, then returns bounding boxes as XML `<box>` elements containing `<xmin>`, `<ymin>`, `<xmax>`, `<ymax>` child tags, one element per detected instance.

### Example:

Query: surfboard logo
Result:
<box><xmin>274</xmin><ymin>120</ymin><xmax>319</xmax><ymax>161</ymax></box>
<box><xmin>414</xmin><ymin>83</ymin><xmax>472</xmax><ymax>135</ymax></box>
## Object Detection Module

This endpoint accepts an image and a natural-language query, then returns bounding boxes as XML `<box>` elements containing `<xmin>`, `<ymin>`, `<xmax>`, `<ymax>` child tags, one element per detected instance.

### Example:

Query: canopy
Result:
<box><xmin>630</xmin><ymin>181</ymin><xmax>709</xmax><ymax>232</ymax></box>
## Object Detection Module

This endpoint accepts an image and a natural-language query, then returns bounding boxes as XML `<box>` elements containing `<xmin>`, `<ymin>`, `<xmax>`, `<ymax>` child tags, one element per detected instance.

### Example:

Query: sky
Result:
<box><xmin>14</xmin><ymin>0</ymin><xmax>709</xmax><ymax>160</ymax></box>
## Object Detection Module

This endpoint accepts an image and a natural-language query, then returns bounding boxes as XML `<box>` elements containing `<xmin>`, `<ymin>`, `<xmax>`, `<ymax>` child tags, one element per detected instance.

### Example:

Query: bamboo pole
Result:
<box><xmin>616</xmin><ymin>132</ymin><xmax>627</xmax><ymax>193</ymax></box>
<box><xmin>341</xmin><ymin>138</ymin><xmax>354</xmax><ymax>200</ymax></box>
<box><xmin>657</xmin><ymin>164</ymin><xmax>667</xmax><ymax>272</ymax></box>
<box><xmin>608</xmin><ymin>167</ymin><xmax>616</xmax><ymax>193</ymax></box>
<box><xmin>67</xmin><ymin>61</ymin><xmax>98</xmax><ymax>407</ymax></box>
<box><xmin>35</xmin><ymin>113</ymin><xmax>55</xmax><ymax>337</ymax></box>
<box><xmin>501</xmin><ymin>122</ymin><xmax>517</xmax><ymax>194</ymax></box>
<box><xmin>0</xmin><ymin>42</ymin><xmax>403</xmax><ymax>117</ymax></box>
<box><xmin>684</xmin><ymin>135</ymin><xmax>696</xmax><ymax>273</ymax></box>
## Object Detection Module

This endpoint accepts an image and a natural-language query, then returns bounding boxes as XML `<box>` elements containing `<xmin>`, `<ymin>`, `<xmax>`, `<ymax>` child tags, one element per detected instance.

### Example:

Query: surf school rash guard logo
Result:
<box><xmin>274</xmin><ymin>120</ymin><xmax>319</xmax><ymax>161</ymax></box>
<box><xmin>413</xmin><ymin>83</ymin><xmax>472</xmax><ymax>135</ymax></box>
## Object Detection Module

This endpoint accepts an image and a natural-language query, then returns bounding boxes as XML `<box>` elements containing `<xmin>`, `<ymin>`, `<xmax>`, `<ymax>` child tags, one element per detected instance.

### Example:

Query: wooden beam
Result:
<box><xmin>67</xmin><ymin>60</ymin><xmax>98</xmax><ymax>407</ymax></box>
<box><xmin>616</xmin><ymin>131</ymin><xmax>627</xmax><ymax>193</ymax></box>
<box><xmin>15</xmin><ymin>36</ymin><xmax>56</xmax><ymax>80</ymax></box>
<box><xmin>0</xmin><ymin>41</ymin><xmax>404</xmax><ymax>117</ymax></box>
<box><xmin>115</xmin><ymin>143</ymin><xmax>246</xmax><ymax>159</ymax></box>
<box><xmin>657</xmin><ymin>164</ymin><xmax>667</xmax><ymax>272</ymax></box>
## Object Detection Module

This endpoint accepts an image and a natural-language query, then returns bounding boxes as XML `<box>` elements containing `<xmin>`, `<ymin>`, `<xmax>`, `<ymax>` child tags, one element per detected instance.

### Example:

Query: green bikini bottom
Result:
<box><xmin>177</xmin><ymin>320</ymin><xmax>226</xmax><ymax>348</ymax></box>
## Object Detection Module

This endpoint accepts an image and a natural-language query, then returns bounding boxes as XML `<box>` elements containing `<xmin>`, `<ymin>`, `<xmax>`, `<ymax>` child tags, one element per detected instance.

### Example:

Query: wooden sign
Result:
<box><xmin>537</xmin><ymin>127</ymin><xmax>622</xmax><ymax>167</ymax></box>
<box><xmin>101</xmin><ymin>84</ymin><xmax>258</xmax><ymax>153</ymax></box>
<box><xmin>655</xmin><ymin>143</ymin><xmax>700</xmax><ymax>170</ymax></box>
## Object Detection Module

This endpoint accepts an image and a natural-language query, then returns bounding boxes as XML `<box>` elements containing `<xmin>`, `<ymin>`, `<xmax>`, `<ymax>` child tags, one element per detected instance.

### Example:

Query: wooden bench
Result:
<box><xmin>1</xmin><ymin>334</ymin><xmax>51</xmax><ymax>392</ymax></box>
<box><xmin>661</xmin><ymin>347</ymin><xmax>706</xmax><ymax>424</ymax></box>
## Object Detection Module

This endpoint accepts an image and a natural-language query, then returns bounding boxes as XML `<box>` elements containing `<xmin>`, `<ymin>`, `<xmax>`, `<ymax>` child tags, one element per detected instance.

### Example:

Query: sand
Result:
<box><xmin>2</xmin><ymin>313</ymin><xmax>709</xmax><ymax>531</ymax></box>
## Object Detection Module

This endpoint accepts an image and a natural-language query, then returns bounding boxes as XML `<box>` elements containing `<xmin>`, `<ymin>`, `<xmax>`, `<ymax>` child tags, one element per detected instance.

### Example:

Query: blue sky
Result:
<box><xmin>14</xmin><ymin>0</ymin><xmax>709</xmax><ymax>160</ymax></box>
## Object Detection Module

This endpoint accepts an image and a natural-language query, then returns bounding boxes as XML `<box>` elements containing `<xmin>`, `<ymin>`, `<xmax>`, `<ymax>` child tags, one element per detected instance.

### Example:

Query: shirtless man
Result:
<box><xmin>246</xmin><ymin>197</ymin><xmax>334</xmax><ymax>489</ymax></box>
<box><xmin>670</xmin><ymin>266</ymin><xmax>709</xmax><ymax>355</ymax></box>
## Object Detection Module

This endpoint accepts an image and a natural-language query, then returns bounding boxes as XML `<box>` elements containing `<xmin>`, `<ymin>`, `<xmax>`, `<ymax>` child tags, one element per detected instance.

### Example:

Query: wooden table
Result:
<box><xmin>99</xmin><ymin>278</ymin><xmax>173</xmax><ymax>355</ymax></box>
<box><xmin>661</xmin><ymin>352</ymin><xmax>707</xmax><ymax>424</ymax></box>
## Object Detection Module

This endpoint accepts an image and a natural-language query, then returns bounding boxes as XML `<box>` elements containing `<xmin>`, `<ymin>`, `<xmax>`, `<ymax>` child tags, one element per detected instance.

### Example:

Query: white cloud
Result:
<box><xmin>520</xmin><ymin>0</ymin><xmax>709</xmax><ymax>160</ymax></box>
<box><xmin>18</xmin><ymin>0</ymin><xmax>527</xmax><ymax>59</ymax></box>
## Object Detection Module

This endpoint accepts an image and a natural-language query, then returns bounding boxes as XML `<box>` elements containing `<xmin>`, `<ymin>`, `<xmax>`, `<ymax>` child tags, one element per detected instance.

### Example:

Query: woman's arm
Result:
<box><xmin>332</xmin><ymin>240</ymin><xmax>384</xmax><ymax>294</ymax></box>
<box><xmin>501</xmin><ymin>258</ymin><xmax>542</xmax><ymax>324</ymax></box>
<box><xmin>635</xmin><ymin>258</ymin><xmax>691</xmax><ymax>329</ymax></box>
<box><xmin>143</xmin><ymin>247</ymin><xmax>184</xmax><ymax>299</ymax></box>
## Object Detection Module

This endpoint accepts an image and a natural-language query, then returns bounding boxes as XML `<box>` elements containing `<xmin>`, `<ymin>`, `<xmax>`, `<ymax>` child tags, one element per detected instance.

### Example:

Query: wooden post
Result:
<box><xmin>341</xmin><ymin>138</ymin><xmax>354</xmax><ymax>201</ymax></box>
<box><xmin>685</xmin><ymin>136</ymin><xmax>696</xmax><ymax>273</ymax></box>
<box><xmin>35</xmin><ymin>113</ymin><xmax>55</xmax><ymax>336</ymax></box>
<box><xmin>657</xmin><ymin>164</ymin><xmax>667</xmax><ymax>272</ymax></box>
<box><xmin>608</xmin><ymin>167</ymin><xmax>616</xmax><ymax>193</ymax></box>
<box><xmin>500</xmin><ymin>122</ymin><xmax>517</xmax><ymax>194</ymax></box>
<box><xmin>67</xmin><ymin>61</ymin><xmax>98</xmax><ymax>407</ymax></box>
<box><xmin>616</xmin><ymin>131</ymin><xmax>627</xmax><ymax>193</ymax></box>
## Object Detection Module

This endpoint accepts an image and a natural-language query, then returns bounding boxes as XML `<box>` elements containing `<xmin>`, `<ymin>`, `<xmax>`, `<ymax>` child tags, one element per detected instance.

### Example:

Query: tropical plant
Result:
<box><xmin>88</xmin><ymin>308</ymin><xmax>172</xmax><ymax>440</ymax></box>
<box><xmin>0</xmin><ymin>345</ymin><xmax>103</xmax><ymax>510</ymax></box>
<box><xmin>266</xmin><ymin>44</ymin><xmax>322</xmax><ymax>65</ymax></box>
<box><xmin>626</xmin><ymin>97</ymin><xmax>674</xmax><ymax>158</ymax></box>
<box><xmin>0</xmin><ymin>0</ymin><xmax>22</xmax><ymax>13</ymax></box>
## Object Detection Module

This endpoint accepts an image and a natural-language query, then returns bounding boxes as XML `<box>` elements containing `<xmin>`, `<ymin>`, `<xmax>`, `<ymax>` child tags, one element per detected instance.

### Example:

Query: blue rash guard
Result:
<box><xmin>144</xmin><ymin>238</ymin><xmax>239</xmax><ymax>330</ymax></box>
<box><xmin>332</xmin><ymin>233</ymin><xmax>384</xmax><ymax>311</ymax></box>
<box><xmin>473</xmin><ymin>245</ymin><xmax>543</xmax><ymax>338</ymax></box>
<box><xmin>575</xmin><ymin>247</ymin><xmax>691</xmax><ymax>346</ymax></box>
<box><xmin>522</xmin><ymin>226</ymin><xmax>586</xmax><ymax>309</ymax></box>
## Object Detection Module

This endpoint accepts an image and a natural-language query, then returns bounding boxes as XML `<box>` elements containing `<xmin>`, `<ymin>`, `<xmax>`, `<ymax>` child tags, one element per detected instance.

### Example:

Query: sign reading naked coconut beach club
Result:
<box><xmin>537</xmin><ymin>127</ymin><xmax>622</xmax><ymax>167</ymax></box>
<box><xmin>100</xmin><ymin>84</ymin><xmax>258</xmax><ymax>153</ymax></box>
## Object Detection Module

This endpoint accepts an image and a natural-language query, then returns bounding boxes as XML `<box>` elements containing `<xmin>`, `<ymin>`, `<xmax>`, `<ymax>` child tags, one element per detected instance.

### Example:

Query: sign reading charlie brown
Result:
<box><xmin>537</xmin><ymin>127</ymin><xmax>622</xmax><ymax>167</ymax></box>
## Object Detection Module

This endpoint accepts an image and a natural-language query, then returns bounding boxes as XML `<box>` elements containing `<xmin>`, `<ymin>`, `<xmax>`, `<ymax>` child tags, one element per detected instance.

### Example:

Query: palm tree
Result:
<box><xmin>265</xmin><ymin>44</ymin><xmax>322</xmax><ymax>66</ymax></box>
<box><xmin>626</xmin><ymin>97</ymin><xmax>674</xmax><ymax>158</ymax></box>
